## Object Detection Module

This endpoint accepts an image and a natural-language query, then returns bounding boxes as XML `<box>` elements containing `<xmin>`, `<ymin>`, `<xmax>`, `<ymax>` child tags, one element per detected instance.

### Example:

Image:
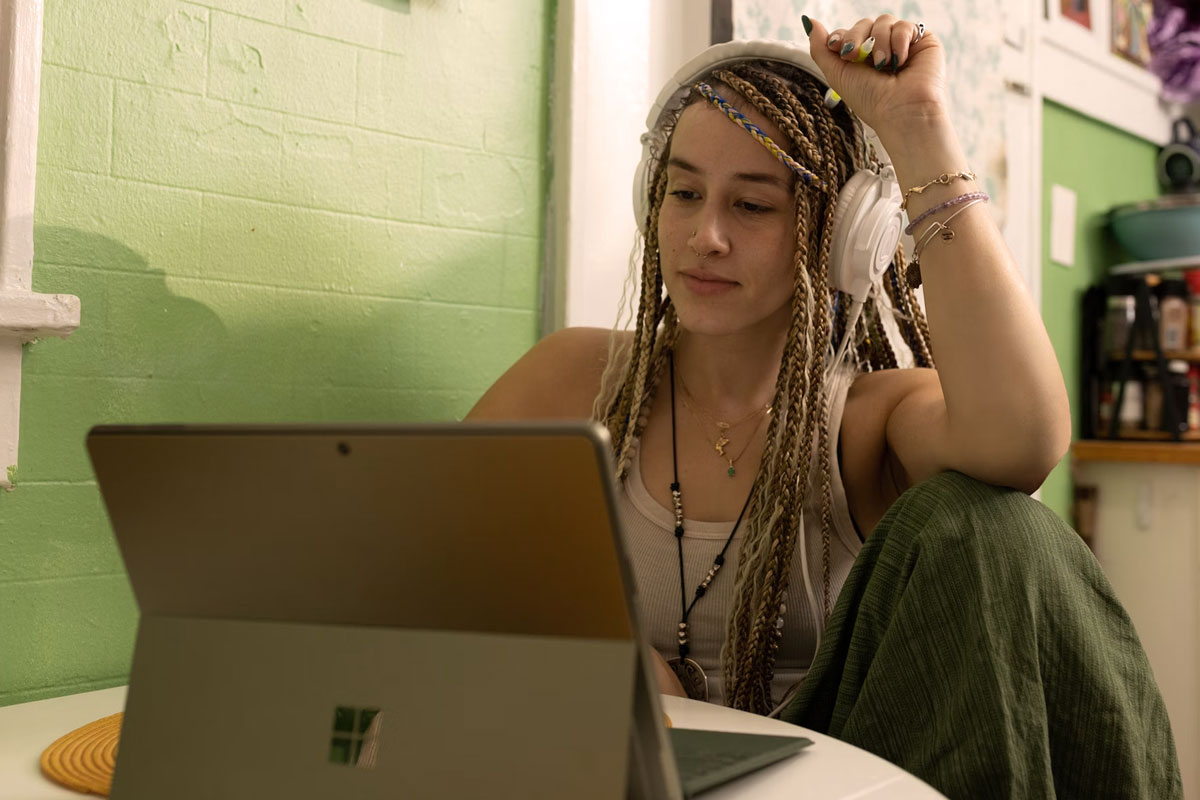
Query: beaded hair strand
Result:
<box><xmin>594</xmin><ymin>60</ymin><xmax>935</xmax><ymax>715</ymax></box>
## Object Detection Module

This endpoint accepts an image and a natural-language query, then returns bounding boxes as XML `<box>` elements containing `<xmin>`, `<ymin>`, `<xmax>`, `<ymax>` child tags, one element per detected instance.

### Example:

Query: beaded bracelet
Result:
<box><xmin>904</xmin><ymin>191</ymin><xmax>990</xmax><ymax>236</ymax></box>
<box><xmin>909</xmin><ymin>197</ymin><xmax>989</xmax><ymax>267</ymax></box>
<box><xmin>901</xmin><ymin>170</ymin><xmax>977</xmax><ymax>210</ymax></box>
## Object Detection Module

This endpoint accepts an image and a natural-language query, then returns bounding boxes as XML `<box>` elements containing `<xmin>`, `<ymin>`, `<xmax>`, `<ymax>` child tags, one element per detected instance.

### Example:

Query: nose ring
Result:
<box><xmin>689</xmin><ymin>230</ymin><xmax>708</xmax><ymax>259</ymax></box>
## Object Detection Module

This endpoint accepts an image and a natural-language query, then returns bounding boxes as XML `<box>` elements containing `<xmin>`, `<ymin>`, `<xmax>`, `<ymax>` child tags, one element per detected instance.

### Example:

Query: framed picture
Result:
<box><xmin>1061</xmin><ymin>0</ymin><xmax>1093</xmax><ymax>29</ymax></box>
<box><xmin>1112</xmin><ymin>0</ymin><xmax>1153</xmax><ymax>66</ymax></box>
<box><xmin>1045</xmin><ymin>0</ymin><xmax>1104</xmax><ymax>61</ymax></box>
<box><xmin>1045</xmin><ymin>0</ymin><xmax>1158</xmax><ymax>78</ymax></box>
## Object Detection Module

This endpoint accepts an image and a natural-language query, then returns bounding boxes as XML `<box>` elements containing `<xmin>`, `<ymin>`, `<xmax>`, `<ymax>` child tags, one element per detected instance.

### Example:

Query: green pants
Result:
<box><xmin>780</xmin><ymin>472</ymin><xmax>1182</xmax><ymax>799</ymax></box>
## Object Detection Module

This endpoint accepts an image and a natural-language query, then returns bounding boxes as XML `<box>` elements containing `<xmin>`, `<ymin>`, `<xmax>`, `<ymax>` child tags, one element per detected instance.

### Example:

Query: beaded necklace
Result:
<box><xmin>665</xmin><ymin>351</ymin><xmax>756</xmax><ymax>701</ymax></box>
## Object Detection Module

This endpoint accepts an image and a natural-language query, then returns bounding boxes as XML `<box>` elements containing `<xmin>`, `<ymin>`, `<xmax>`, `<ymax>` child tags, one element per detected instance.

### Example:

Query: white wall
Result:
<box><xmin>547</xmin><ymin>1</ymin><xmax>711</xmax><ymax>332</ymax></box>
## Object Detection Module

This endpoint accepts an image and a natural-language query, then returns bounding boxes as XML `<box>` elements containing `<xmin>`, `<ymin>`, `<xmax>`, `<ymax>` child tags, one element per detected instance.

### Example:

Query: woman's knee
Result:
<box><xmin>879</xmin><ymin>471</ymin><xmax>1095</xmax><ymax>582</ymax></box>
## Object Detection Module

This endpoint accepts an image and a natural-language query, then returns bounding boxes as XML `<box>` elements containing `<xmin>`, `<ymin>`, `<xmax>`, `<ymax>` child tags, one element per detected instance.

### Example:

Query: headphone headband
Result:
<box><xmin>643</xmin><ymin>39</ymin><xmax>829</xmax><ymax>136</ymax></box>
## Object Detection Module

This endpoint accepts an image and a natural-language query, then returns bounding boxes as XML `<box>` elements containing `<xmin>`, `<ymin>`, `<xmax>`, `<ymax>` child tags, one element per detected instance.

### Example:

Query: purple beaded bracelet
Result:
<box><xmin>903</xmin><ymin>191</ymin><xmax>990</xmax><ymax>236</ymax></box>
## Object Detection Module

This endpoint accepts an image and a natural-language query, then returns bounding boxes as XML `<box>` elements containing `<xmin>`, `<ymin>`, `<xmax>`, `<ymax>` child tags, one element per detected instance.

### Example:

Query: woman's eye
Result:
<box><xmin>739</xmin><ymin>201</ymin><xmax>772</xmax><ymax>213</ymax></box>
<box><xmin>668</xmin><ymin>189</ymin><xmax>699</xmax><ymax>201</ymax></box>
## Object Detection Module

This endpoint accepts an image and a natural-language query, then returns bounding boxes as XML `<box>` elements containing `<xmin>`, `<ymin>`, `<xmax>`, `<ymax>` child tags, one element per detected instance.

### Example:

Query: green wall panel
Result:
<box><xmin>1</xmin><ymin>0</ymin><xmax>551</xmax><ymax>705</ymax></box>
<box><xmin>1039</xmin><ymin>100</ymin><xmax>1161</xmax><ymax>522</ymax></box>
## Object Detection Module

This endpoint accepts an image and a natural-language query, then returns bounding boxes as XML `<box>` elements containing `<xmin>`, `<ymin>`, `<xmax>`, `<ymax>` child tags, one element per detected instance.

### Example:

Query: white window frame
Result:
<box><xmin>0</xmin><ymin>0</ymin><xmax>81</xmax><ymax>490</ymax></box>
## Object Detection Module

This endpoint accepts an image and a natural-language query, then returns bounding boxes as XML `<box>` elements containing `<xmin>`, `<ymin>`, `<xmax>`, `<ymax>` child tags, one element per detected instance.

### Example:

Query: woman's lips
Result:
<box><xmin>681</xmin><ymin>272</ymin><xmax>738</xmax><ymax>296</ymax></box>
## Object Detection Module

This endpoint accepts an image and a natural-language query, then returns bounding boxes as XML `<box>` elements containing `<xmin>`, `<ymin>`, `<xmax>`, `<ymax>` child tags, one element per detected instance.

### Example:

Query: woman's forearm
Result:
<box><xmin>880</xmin><ymin>114</ymin><xmax>1072</xmax><ymax>481</ymax></box>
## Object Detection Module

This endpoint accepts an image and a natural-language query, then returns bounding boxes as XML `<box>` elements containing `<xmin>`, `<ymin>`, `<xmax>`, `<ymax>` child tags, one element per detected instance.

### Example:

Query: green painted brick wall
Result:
<box><xmin>1</xmin><ymin>0</ymin><xmax>552</xmax><ymax>706</ymax></box>
<box><xmin>1039</xmin><ymin>100</ymin><xmax>1160</xmax><ymax>523</ymax></box>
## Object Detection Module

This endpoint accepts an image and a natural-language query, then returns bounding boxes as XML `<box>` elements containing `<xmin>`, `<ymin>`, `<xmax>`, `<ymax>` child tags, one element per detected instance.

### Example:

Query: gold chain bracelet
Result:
<box><xmin>901</xmin><ymin>170</ymin><xmax>977</xmax><ymax>210</ymax></box>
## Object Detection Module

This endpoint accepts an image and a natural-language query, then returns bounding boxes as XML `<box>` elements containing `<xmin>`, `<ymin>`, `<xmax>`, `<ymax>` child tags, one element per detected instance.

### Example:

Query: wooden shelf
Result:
<box><xmin>1107</xmin><ymin>350</ymin><xmax>1200</xmax><ymax>363</ymax></box>
<box><xmin>1074</xmin><ymin>438</ymin><xmax>1200</xmax><ymax>465</ymax></box>
<box><xmin>1095</xmin><ymin>429</ymin><xmax>1200</xmax><ymax>441</ymax></box>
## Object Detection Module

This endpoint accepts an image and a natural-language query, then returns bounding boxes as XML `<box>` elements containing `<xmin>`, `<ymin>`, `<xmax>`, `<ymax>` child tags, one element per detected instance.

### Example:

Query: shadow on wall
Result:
<box><xmin>23</xmin><ymin>226</ymin><xmax>475</xmax><ymax>448</ymax></box>
<box><xmin>31</xmin><ymin>226</ymin><xmax>229</xmax><ymax>381</ymax></box>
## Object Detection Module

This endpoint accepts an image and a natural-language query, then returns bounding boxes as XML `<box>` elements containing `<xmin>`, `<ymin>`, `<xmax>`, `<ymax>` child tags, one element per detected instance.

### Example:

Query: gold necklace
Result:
<box><xmin>715</xmin><ymin>411</ymin><xmax>771</xmax><ymax>477</ymax></box>
<box><xmin>676</xmin><ymin>375</ymin><xmax>772</xmax><ymax>477</ymax></box>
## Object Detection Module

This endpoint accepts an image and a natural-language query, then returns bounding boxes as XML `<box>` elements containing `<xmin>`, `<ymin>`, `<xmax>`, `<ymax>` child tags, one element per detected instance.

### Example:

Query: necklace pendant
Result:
<box><xmin>666</xmin><ymin>657</ymin><xmax>710</xmax><ymax>702</ymax></box>
<box><xmin>727</xmin><ymin>464</ymin><xmax>736</xmax><ymax>478</ymax></box>
<box><xmin>714</xmin><ymin>434</ymin><xmax>729</xmax><ymax>456</ymax></box>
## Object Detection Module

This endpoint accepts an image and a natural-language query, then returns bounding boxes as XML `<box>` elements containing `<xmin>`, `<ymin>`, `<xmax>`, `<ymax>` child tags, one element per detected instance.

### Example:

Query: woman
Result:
<box><xmin>470</xmin><ymin>15</ymin><xmax>1179</xmax><ymax>797</ymax></box>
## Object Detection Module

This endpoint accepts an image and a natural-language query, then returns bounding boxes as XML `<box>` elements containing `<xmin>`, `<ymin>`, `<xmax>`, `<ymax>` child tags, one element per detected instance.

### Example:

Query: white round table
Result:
<box><xmin>661</xmin><ymin>695</ymin><xmax>946</xmax><ymax>799</ymax></box>
<box><xmin>0</xmin><ymin>688</ymin><xmax>945</xmax><ymax>799</ymax></box>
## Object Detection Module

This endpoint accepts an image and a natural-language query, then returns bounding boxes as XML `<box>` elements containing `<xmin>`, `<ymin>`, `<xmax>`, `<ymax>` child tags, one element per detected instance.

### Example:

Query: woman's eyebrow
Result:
<box><xmin>666</xmin><ymin>157</ymin><xmax>790</xmax><ymax>191</ymax></box>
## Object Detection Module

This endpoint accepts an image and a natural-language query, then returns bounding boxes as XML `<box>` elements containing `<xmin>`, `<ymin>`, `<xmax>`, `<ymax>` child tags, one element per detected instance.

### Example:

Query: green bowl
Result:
<box><xmin>1110</xmin><ymin>193</ymin><xmax>1200</xmax><ymax>262</ymax></box>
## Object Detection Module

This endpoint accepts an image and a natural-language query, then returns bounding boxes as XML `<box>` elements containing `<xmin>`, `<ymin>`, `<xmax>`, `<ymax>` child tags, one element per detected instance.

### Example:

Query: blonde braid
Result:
<box><xmin>607</xmin><ymin>164</ymin><xmax>670</xmax><ymax>476</ymax></box>
<box><xmin>725</xmin><ymin>81</ymin><xmax>838</xmax><ymax>711</ymax></box>
<box><xmin>883</xmin><ymin>245</ymin><xmax>935</xmax><ymax>369</ymax></box>
<box><xmin>725</xmin><ymin>197</ymin><xmax>814</xmax><ymax>709</ymax></box>
<box><xmin>910</xmin><ymin>284</ymin><xmax>935</xmax><ymax>366</ymax></box>
<box><xmin>865</xmin><ymin>298</ymin><xmax>900</xmax><ymax>370</ymax></box>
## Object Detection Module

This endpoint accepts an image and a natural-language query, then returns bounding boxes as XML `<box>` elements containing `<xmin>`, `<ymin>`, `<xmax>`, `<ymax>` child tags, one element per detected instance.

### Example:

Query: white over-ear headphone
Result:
<box><xmin>633</xmin><ymin>39</ymin><xmax>903</xmax><ymax>308</ymax></box>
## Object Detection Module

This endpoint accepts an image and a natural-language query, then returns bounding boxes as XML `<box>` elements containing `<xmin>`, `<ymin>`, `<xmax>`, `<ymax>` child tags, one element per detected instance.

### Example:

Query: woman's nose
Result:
<box><xmin>688</xmin><ymin>209</ymin><xmax>730</xmax><ymax>258</ymax></box>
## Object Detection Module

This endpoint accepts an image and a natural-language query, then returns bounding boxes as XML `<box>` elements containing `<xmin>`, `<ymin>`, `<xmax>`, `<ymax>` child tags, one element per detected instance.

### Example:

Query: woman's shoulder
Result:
<box><xmin>466</xmin><ymin>327</ymin><xmax>632</xmax><ymax>420</ymax></box>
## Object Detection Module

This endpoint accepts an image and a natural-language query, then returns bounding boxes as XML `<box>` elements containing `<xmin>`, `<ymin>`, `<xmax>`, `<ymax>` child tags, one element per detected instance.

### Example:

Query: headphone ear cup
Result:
<box><xmin>827</xmin><ymin>171</ymin><xmax>873</xmax><ymax>298</ymax></box>
<box><xmin>826</xmin><ymin>169</ymin><xmax>903</xmax><ymax>302</ymax></box>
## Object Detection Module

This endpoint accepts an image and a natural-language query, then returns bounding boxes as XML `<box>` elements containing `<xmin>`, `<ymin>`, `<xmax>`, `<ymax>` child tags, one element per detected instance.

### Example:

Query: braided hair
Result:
<box><xmin>592</xmin><ymin>60</ymin><xmax>934</xmax><ymax>715</ymax></box>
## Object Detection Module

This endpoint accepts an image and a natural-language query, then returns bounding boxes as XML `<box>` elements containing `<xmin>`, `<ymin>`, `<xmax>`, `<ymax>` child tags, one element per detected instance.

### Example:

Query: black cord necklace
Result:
<box><xmin>666</xmin><ymin>351</ymin><xmax>755</xmax><ymax>702</ymax></box>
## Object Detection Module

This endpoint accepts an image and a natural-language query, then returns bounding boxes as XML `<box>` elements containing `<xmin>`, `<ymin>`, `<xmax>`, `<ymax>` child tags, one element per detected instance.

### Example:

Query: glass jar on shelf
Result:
<box><xmin>1118</xmin><ymin>365</ymin><xmax>1145</xmax><ymax>434</ymax></box>
<box><xmin>1190</xmin><ymin>365</ymin><xmax>1200</xmax><ymax>431</ymax></box>
<box><xmin>1167</xmin><ymin>360</ymin><xmax>1191</xmax><ymax>436</ymax></box>
<box><xmin>1187</xmin><ymin>270</ymin><xmax>1200</xmax><ymax>352</ymax></box>
<box><xmin>1158</xmin><ymin>279</ymin><xmax>1190</xmax><ymax>352</ymax></box>
<box><xmin>1105</xmin><ymin>277</ymin><xmax>1139</xmax><ymax>355</ymax></box>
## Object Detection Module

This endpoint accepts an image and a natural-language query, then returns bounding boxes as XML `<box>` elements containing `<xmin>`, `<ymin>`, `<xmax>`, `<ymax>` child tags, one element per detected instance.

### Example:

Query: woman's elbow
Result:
<box><xmin>1008</xmin><ymin>412</ymin><xmax>1072</xmax><ymax>494</ymax></box>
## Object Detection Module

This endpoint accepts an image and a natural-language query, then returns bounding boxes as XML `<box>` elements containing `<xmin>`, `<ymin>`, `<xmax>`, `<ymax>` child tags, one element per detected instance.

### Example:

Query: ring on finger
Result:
<box><xmin>912</xmin><ymin>22</ymin><xmax>926</xmax><ymax>43</ymax></box>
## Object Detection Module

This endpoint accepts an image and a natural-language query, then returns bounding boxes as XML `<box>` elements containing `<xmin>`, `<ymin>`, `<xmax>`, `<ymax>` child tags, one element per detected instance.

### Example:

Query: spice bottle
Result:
<box><xmin>1117</xmin><ymin>367</ymin><xmax>1144</xmax><ymax>433</ymax></box>
<box><xmin>1158</xmin><ymin>279</ymin><xmax>1190</xmax><ymax>352</ymax></box>
<box><xmin>1187</xmin><ymin>270</ymin><xmax>1200</xmax><ymax>351</ymax></box>
<box><xmin>1167</xmin><ymin>360</ymin><xmax>1191</xmax><ymax>435</ymax></box>
<box><xmin>1144</xmin><ymin>365</ymin><xmax>1163</xmax><ymax>430</ymax></box>
<box><xmin>1105</xmin><ymin>277</ymin><xmax>1139</xmax><ymax>355</ymax></box>
<box><xmin>1189</xmin><ymin>365</ymin><xmax>1200</xmax><ymax>431</ymax></box>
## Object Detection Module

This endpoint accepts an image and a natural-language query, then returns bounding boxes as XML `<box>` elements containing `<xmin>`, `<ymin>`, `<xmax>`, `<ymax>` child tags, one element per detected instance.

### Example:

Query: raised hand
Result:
<box><xmin>803</xmin><ymin>14</ymin><xmax>949</xmax><ymax>143</ymax></box>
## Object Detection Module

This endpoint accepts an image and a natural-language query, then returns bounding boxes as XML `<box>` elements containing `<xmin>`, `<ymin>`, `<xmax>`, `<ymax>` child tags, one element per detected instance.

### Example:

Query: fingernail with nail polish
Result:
<box><xmin>891</xmin><ymin>53</ymin><xmax>900</xmax><ymax>72</ymax></box>
<box><xmin>802</xmin><ymin>15</ymin><xmax>813</xmax><ymax>36</ymax></box>
<box><xmin>874</xmin><ymin>55</ymin><xmax>887</xmax><ymax>70</ymax></box>
<box><xmin>840</xmin><ymin>41</ymin><xmax>855</xmax><ymax>56</ymax></box>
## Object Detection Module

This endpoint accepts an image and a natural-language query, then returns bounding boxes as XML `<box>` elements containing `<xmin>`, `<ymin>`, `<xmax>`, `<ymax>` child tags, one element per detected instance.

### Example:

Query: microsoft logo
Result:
<box><xmin>329</xmin><ymin>706</ymin><xmax>382</xmax><ymax>768</ymax></box>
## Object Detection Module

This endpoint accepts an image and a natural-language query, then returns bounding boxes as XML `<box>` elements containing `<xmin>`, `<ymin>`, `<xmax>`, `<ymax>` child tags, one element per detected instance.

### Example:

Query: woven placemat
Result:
<box><xmin>40</xmin><ymin>712</ymin><xmax>122</xmax><ymax>797</ymax></box>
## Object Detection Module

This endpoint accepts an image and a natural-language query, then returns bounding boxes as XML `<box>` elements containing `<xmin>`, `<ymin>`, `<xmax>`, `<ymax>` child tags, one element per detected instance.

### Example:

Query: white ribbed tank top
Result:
<box><xmin>619</xmin><ymin>367</ymin><xmax>864</xmax><ymax>708</ymax></box>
